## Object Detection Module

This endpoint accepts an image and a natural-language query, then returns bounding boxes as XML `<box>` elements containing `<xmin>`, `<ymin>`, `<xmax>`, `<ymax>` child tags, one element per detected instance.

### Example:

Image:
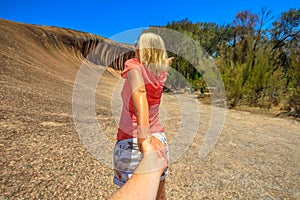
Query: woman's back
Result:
<box><xmin>117</xmin><ymin>58</ymin><xmax>167</xmax><ymax>140</ymax></box>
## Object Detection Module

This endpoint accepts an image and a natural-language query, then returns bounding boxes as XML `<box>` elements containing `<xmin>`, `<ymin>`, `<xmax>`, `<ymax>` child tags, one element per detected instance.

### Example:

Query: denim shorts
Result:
<box><xmin>113</xmin><ymin>132</ymin><xmax>169</xmax><ymax>186</ymax></box>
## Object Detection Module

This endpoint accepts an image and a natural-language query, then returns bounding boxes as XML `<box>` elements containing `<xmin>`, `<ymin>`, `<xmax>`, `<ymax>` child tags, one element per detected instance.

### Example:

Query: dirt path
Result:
<box><xmin>158</xmin><ymin>93</ymin><xmax>299</xmax><ymax>199</ymax></box>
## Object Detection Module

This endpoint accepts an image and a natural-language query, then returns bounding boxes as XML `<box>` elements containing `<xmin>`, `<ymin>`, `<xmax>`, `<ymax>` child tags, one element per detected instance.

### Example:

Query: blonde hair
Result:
<box><xmin>136</xmin><ymin>33</ymin><xmax>168</xmax><ymax>74</ymax></box>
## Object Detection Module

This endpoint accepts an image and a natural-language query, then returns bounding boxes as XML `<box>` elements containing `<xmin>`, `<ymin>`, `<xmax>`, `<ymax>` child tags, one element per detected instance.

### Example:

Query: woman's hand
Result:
<box><xmin>167</xmin><ymin>57</ymin><xmax>174</xmax><ymax>65</ymax></box>
<box><xmin>137</xmin><ymin>126</ymin><xmax>167</xmax><ymax>163</ymax></box>
<box><xmin>138</xmin><ymin>137</ymin><xmax>166</xmax><ymax>157</ymax></box>
<box><xmin>139</xmin><ymin>136</ymin><xmax>168</xmax><ymax>175</ymax></box>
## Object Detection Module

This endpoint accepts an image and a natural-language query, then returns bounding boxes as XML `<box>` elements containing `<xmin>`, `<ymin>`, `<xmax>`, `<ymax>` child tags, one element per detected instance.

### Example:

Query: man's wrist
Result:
<box><xmin>135</xmin><ymin>152</ymin><xmax>166</xmax><ymax>175</ymax></box>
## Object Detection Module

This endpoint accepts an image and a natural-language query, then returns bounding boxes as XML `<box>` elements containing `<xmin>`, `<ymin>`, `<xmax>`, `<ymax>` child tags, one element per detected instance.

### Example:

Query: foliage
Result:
<box><xmin>151</xmin><ymin>8</ymin><xmax>299</xmax><ymax>116</ymax></box>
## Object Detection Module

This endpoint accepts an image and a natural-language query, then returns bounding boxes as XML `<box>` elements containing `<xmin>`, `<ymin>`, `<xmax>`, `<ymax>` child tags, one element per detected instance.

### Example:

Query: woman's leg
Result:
<box><xmin>156</xmin><ymin>180</ymin><xmax>166</xmax><ymax>200</ymax></box>
<box><xmin>153</xmin><ymin>132</ymin><xmax>168</xmax><ymax>200</ymax></box>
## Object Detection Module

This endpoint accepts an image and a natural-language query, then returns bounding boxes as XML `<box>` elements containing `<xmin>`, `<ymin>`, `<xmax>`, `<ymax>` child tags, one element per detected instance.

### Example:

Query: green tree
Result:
<box><xmin>270</xmin><ymin>8</ymin><xmax>300</xmax><ymax>116</ymax></box>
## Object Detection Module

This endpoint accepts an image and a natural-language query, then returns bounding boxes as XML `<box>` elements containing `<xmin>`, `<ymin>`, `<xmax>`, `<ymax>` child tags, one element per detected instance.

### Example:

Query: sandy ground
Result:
<box><xmin>0</xmin><ymin>19</ymin><xmax>299</xmax><ymax>199</ymax></box>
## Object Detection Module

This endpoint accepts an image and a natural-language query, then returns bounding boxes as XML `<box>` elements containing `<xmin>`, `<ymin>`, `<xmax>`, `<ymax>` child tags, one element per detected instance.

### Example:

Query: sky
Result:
<box><xmin>1</xmin><ymin>0</ymin><xmax>299</xmax><ymax>44</ymax></box>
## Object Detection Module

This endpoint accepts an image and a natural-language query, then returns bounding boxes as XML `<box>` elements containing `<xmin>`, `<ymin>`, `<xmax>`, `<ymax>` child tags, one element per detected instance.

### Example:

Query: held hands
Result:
<box><xmin>137</xmin><ymin>126</ymin><xmax>168</xmax><ymax>174</ymax></box>
<box><xmin>137</xmin><ymin>136</ymin><xmax>168</xmax><ymax>175</ymax></box>
<box><xmin>138</xmin><ymin>136</ymin><xmax>167</xmax><ymax>161</ymax></box>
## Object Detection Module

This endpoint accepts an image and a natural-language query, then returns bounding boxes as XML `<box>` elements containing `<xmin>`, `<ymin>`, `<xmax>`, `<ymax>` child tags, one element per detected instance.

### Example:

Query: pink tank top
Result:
<box><xmin>117</xmin><ymin>58</ymin><xmax>167</xmax><ymax>140</ymax></box>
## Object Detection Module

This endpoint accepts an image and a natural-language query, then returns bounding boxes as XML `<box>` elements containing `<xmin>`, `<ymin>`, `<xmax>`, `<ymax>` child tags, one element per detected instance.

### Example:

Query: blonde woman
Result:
<box><xmin>113</xmin><ymin>32</ymin><xmax>173</xmax><ymax>199</ymax></box>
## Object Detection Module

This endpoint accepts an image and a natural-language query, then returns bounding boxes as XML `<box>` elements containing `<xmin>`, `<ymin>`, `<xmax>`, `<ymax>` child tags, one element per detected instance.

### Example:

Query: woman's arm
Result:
<box><xmin>127</xmin><ymin>68</ymin><xmax>150</xmax><ymax>152</ymax></box>
<box><xmin>127</xmin><ymin>69</ymin><xmax>150</xmax><ymax>131</ymax></box>
<box><xmin>127</xmin><ymin>69</ymin><xmax>165</xmax><ymax>153</ymax></box>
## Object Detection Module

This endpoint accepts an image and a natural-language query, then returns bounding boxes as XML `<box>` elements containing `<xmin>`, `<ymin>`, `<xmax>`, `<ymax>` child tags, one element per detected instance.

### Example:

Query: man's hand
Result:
<box><xmin>138</xmin><ymin>136</ymin><xmax>168</xmax><ymax>175</ymax></box>
<box><xmin>139</xmin><ymin>137</ymin><xmax>167</xmax><ymax>160</ymax></box>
